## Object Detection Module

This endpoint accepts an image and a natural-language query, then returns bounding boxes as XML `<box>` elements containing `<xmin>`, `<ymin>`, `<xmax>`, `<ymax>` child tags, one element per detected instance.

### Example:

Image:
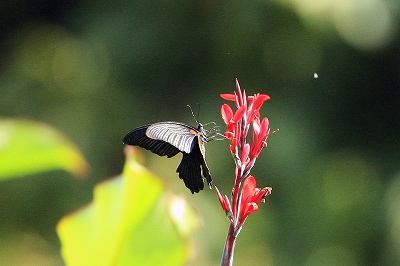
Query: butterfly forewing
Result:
<box><xmin>123</xmin><ymin>125</ymin><xmax>181</xmax><ymax>157</ymax></box>
<box><xmin>146</xmin><ymin>122</ymin><xmax>198</xmax><ymax>154</ymax></box>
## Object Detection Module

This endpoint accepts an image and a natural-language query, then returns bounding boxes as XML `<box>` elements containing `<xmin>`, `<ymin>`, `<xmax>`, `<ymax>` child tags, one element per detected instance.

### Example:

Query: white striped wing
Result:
<box><xmin>145</xmin><ymin>122</ymin><xmax>198</xmax><ymax>154</ymax></box>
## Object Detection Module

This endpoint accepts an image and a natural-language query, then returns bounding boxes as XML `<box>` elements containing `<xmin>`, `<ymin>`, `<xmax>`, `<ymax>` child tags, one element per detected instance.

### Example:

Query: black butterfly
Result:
<box><xmin>123</xmin><ymin>122</ymin><xmax>218</xmax><ymax>193</ymax></box>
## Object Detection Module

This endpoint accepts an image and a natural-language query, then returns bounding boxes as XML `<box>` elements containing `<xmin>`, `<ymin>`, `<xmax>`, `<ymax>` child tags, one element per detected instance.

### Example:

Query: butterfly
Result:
<box><xmin>123</xmin><ymin>121</ymin><xmax>219</xmax><ymax>193</ymax></box>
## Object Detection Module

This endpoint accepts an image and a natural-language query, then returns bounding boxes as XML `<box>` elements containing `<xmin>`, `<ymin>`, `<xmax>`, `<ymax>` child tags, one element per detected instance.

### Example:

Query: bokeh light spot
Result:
<box><xmin>332</xmin><ymin>0</ymin><xmax>395</xmax><ymax>50</ymax></box>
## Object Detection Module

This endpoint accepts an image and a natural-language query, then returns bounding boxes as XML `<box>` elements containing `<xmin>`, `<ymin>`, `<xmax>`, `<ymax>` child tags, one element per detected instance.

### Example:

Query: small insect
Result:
<box><xmin>123</xmin><ymin>115</ymin><xmax>220</xmax><ymax>193</ymax></box>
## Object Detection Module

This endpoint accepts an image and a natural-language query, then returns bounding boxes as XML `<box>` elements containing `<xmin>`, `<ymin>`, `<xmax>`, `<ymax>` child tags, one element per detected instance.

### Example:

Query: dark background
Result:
<box><xmin>1</xmin><ymin>0</ymin><xmax>400</xmax><ymax>265</ymax></box>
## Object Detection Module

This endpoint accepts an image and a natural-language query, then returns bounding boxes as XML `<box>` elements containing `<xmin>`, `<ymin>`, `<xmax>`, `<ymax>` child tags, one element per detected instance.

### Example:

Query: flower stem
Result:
<box><xmin>221</xmin><ymin>223</ymin><xmax>237</xmax><ymax>266</ymax></box>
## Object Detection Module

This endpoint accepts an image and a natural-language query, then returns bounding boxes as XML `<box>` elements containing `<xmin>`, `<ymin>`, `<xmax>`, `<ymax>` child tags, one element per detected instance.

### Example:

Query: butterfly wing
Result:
<box><xmin>123</xmin><ymin>125</ymin><xmax>180</xmax><ymax>157</ymax></box>
<box><xmin>176</xmin><ymin>137</ymin><xmax>212</xmax><ymax>193</ymax></box>
<box><xmin>122</xmin><ymin>122</ymin><xmax>197</xmax><ymax>157</ymax></box>
<box><xmin>145</xmin><ymin>122</ymin><xmax>198</xmax><ymax>154</ymax></box>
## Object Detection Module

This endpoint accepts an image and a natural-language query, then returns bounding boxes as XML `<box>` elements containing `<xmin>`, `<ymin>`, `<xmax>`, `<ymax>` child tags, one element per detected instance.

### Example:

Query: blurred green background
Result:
<box><xmin>1</xmin><ymin>0</ymin><xmax>400</xmax><ymax>265</ymax></box>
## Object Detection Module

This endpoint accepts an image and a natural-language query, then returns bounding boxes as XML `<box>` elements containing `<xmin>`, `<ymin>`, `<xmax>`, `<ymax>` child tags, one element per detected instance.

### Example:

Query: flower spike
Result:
<box><xmin>219</xmin><ymin>79</ymin><xmax>276</xmax><ymax>266</ymax></box>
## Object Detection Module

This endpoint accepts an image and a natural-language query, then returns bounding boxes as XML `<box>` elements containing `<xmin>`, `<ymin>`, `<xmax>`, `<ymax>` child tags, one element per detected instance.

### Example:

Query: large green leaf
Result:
<box><xmin>57</xmin><ymin>146</ymin><xmax>200</xmax><ymax>266</ymax></box>
<box><xmin>0</xmin><ymin>118</ymin><xmax>89</xmax><ymax>180</ymax></box>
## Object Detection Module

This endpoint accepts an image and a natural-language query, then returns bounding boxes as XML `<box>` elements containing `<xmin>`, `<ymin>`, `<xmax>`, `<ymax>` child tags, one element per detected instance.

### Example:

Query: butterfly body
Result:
<box><xmin>123</xmin><ymin>122</ymin><xmax>212</xmax><ymax>193</ymax></box>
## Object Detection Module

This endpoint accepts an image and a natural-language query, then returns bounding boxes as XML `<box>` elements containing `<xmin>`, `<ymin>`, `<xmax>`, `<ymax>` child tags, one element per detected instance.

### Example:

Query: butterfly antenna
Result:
<box><xmin>196</xmin><ymin>103</ymin><xmax>201</xmax><ymax>123</ymax></box>
<box><xmin>187</xmin><ymin>104</ymin><xmax>199</xmax><ymax>124</ymax></box>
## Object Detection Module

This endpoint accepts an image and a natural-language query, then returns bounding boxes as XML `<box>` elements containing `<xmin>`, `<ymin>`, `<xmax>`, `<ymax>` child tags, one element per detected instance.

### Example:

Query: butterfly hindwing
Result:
<box><xmin>176</xmin><ymin>137</ymin><xmax>212</xmax><ymax>193</ymax></box>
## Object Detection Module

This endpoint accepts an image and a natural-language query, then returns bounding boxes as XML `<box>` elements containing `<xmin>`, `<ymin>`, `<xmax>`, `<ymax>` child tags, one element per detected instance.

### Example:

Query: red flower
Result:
<box><xmin>219</xmin><ymin>78</ymin><xmax>276</xmax><ymax>265</ymax></box>
<box><xmin>238</xmin><ymin>176</ymin><xmax>272</xmax><ymax>227</ymax></box>
<box><xmin>220</xmin><ymin>79</ymin><xmax>272</xmax><ymax>171</ymax></box>
<box><xmin>218</xmin><ymin>78</ymin><xmax>275</xmax><ymax>225</ymax></box>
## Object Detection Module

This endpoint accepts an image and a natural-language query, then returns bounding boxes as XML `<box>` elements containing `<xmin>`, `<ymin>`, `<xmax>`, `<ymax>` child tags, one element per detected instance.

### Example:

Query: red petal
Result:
<box><xmin>221</xmin><ymin>104</ymin><xmax>234</xmax><ymax>124</ymax></box>
<box><xmin>250</xmin><ymin>187</ymin><xmax>272</xmax><ymax>204</ymax></box>
<box><xmin>224</xmin><ymin>131</ymin><xmax>234</xmax><ymax>139</ymax></box>
<box><xmin>235</xmin><ymin>79</ymin><xmax>242</xmax><ymax>102</ymax></box>
<box><xmin>239</xmin><ymin>203</ymin><xmax>259</xmax><ymax>226</ymax></box>
<box><xmin>261</xmin><ymin>117</ymin><xmax>270</xmax><ymax>130</ymax></box>
<box><xmin>215</xmin><ymin>186</ymin><xmax>232</xmax><ymax>214</ymax></box>
<box><xmin>259</xmin><ymin>118</ymin><xmax>270</xmax><ymax>139</ymax></box>
<box><xmin>245</xmin><ymin>175</ymin><xmax>257</xmax><ymax>187</ymax></box>
<box><xmin>215</xmin><ymin>185</ymin><xmax>224</xmax><ymax>202</ymax></box>
<box><xmin>252</xmin><ymin>118</ymin><xmax>261</xmax><ymax>135</ymax></box>
<box><xmin>233</xmin><ymin>105</ymin><xmax>246</xmax><ymax>123</ymax></box>
<box><xmin>246</xmin><ymin>202</ymin><xmax>259</xmax><ymax>214</ymax></box>
<box><xmin>242</xmin><ymin>175</ymin><xmax>257</xmax><ymax>198</ymax></box>
<box><xmin>230</xmin><ymin>144</ymin><xmax>236</xmax><ymax>154</ymax></box>
<box><xmin>250</xmin><ymin>94</ymin><xmax>271</xmax><ymax>112</ymax></box>
<box><xmin>220</xmin><ymin>93</ymin><xmax>236</xmax><ymax>101</ymax></box>
<box><xmin>241</xmin><ymin>144</ymin><xmax>250</xmax><ymax>164</ymax></box>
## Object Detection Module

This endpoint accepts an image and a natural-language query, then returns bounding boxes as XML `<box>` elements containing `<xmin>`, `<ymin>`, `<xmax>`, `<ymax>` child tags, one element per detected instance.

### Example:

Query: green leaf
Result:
<box><xmin>57</xmin><ymin>146</ymin><xmax>200</xmax><ymax>266</ymax></box>
<box><xmin>0</xmin><ymin>118</ymin><xmax>89</xmax><ymax>180</ymax></box>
